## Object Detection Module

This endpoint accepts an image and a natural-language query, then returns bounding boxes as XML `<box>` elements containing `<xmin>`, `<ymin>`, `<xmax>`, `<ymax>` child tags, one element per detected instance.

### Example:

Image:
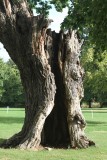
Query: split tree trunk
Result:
<box><xmin>0</xmin><ymin>0</ymin><xmax>95</xmax><ymax>149</ymax></box>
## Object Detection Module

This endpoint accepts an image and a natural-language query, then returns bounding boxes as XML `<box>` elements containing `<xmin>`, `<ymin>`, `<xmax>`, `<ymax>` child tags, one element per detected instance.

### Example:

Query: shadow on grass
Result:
<box><xmin>0</xmin><ymin>117</ymin><xmax>24</xmax><ymax>124</ymax></box>
<box><xmin>0</xmin><ymin>138</ymin><xmax>6</xmax><ymax>144</ymax></box>
<box><xmin>87</xmin><ymin>120</ymin><xmax>107</xmax><ymax>126</ymax></box>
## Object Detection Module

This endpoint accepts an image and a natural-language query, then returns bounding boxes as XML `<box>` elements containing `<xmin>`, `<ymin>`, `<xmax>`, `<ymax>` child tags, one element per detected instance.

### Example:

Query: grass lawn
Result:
<box><xmin>0</xmin><ymin>108</ymin><xmax>107</xmax><ymax>160</ymax></box>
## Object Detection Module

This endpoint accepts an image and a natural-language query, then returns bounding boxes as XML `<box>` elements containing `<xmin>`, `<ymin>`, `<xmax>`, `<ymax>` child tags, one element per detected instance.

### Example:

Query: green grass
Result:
<box><xmin>0</xmin><ymin>108</ymin><xmax>24</xmax><ymax>140</ymax></box>
<box><xmin>0</xmin><ymin>108</ymin><xmax>107</xmax><ymax>160</ymax></box>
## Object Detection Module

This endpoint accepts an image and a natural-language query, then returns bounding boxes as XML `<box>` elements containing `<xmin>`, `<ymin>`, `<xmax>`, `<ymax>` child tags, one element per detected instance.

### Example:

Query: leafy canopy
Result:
<box><xmin>62</xmin><ymin>0</ymin><xmax>107</xmax><ymax>51</ymax></box>
<box><xmin>27</xmin><ymin>0</ymin><xmax>70</xmax><ymax>17</ymax></box>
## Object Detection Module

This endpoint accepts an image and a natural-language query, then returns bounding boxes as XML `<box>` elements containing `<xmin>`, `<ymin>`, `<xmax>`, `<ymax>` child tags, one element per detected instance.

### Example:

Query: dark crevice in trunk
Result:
<box><xmin>42</xmin><ymin>31</ymin><xmax>69</xmax><ymax>147</ymax></box>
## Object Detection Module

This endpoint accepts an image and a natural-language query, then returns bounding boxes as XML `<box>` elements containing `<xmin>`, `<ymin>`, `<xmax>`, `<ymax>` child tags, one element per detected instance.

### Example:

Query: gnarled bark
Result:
<box><xmin>0</xmin><ymin>0</ymin><xmax>95</xmax><ymax>149</ymax></box>
<box><xmin>0</xmin><ymin>0</ymin><xmax>56</xmax><ymax>149</ymax></box>
<box><xmin>62</xmin><ymin>30</ymin><xmax>91</xmax><ymax>148</ymax></box>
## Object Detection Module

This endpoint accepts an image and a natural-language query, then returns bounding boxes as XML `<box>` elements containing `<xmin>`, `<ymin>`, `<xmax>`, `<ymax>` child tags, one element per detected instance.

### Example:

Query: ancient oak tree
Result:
<box><xmin>0</xmin><ymin>0</ymin><xmax>95</xmax><ymax>149</ymax></box>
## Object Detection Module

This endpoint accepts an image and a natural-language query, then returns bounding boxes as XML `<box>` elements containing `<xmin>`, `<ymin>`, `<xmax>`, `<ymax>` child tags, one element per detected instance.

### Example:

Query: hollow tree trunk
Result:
<box><xmin>0</xmin><ymin>0</ymin><xmax>95</xmax><ymax>149</ymax></box>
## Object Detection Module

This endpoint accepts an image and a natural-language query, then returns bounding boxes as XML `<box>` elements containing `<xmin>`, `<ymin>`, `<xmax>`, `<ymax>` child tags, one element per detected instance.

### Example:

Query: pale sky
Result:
<box><xmin>0</xmin><ymin>7</ymin><xmax>68</xmax><ymax>62</ymax></box>
<box><xmin>49</xmin><ymin>6</ymin><xmax>68</xmax><ymax>32</ymax></box>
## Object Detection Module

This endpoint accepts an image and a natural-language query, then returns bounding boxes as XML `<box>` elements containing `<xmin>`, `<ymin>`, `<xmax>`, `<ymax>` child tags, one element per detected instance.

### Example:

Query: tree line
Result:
<box><xmin>0</xmin><ymin>47</ymin><xmax>107</xmax><ymax>108</ymax></box>
<box><xmin>0</xmin><ymin>59</ymin><xmax>25</xmax><ymax>107</ymax></box>
<box><xmin>81</xmin><ymin>48</ymin><xmax>107</xmax><ymax>108</ymax></box>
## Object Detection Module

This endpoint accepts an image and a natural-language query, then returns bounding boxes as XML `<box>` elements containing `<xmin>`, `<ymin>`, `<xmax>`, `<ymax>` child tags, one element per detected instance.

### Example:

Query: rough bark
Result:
<box><xmin>0</xmin><ymin>0</ymin><xmax>95</xmax><ymax>149</ymax></box>
<box><xmin>0</xmin><ymin>0</ymin><xmax>56</xmax><ymax>149</ymax></box>
<box><xmin>61</xmin><ymin>30</ymin><xmax>92</xmax><ymax>148</ymax></box>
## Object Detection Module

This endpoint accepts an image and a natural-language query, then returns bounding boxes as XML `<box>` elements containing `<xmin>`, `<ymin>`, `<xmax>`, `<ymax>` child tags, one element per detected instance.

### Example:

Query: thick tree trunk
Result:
<box><xmin>0</xmin><ymin>1</ymin><xmax>56</xmax><ymax>149</ymax></box>
<box><xmin>0</xmin><ymin>0</ymin><xmax>95</xmax><ymax>149</ymax></box>
<box><xmin>62</xmin><ymin>30</ymin><xmax>91</xmax><ymax>148</ymax></box>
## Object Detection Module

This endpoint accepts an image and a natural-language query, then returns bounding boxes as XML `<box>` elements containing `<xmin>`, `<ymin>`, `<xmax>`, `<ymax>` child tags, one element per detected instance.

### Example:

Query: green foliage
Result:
<box><xmin>62</xmin><ymin>0</ymin><xmax>107</xmax><ymax>51</ymax></box>
<box><xmin>50</xmin><ymin>0</ymin><xmax>69</xmax><ymax>12</ymax></box>
<box><xmin>0</xmin><ymin>59</ymin><xmax>7</xmax><ymax>100</ymax></box>
<box><xmin>81</xmin><ymin>48</ymin><xmax>107</xmax><ymax>105</ymax></box>
<box><xmin>35</xmin><ymin>1</ymin><xmax>52</xmax><ymax>18</ymax></box>
<box><xmin>27</xmin><ymin>0</ymin><xmax>52</xmax><ymax>17</ymax></box>
<box><xmin>27</xmin><ymin>0</ymin><xmax>70</xmax><ymax>17</ymax></box>
<box><xmin>0</xmin><ymin>59</ymin><xmax>25</xmax><ymax>107</ymax></box>
<box><xmin>27</xmin><ymin>0</ymin><xmax>37</xmax><ymax>9</ymax></box>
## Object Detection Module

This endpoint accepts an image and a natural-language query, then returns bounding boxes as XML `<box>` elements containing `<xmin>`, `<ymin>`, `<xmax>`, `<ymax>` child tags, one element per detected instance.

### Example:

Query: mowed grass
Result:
<box><xmin>0</xmin><ymin>108</ymin><xmax>107</xmax><ymax>160</ymax></box>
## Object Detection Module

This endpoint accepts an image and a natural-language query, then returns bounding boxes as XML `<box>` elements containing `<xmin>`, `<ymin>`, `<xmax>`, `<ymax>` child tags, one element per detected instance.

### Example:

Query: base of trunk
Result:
<box><xmin>0</xmin><ymin>132</ymin><xmax>95</xmax><ymax>149</ymax></box>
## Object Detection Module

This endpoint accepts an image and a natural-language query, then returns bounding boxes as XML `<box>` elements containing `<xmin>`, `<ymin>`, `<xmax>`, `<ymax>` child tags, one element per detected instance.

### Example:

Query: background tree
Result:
<box><xmin>0</xmin><ymin>0</ymin><xmax>94</xmax><ymax>149</ymax></box>
<box><xmin>0</xmin><ymin>59</ymin><xmax>6</xmax><ymax>101</ymax></box>
<box><xmin>81</xmin><ymin>48</ymin><xmax>107</xmax><ymax>107</ymax></box>
<box><xmin>62</xmin><ymin>0</ymin><xmax>107</xmax><ymax>52</ymax></box>
<box><xmin>0</xmin><ymin>59</ymin><xmax>25</xmax><ymax>107</ymax></box>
